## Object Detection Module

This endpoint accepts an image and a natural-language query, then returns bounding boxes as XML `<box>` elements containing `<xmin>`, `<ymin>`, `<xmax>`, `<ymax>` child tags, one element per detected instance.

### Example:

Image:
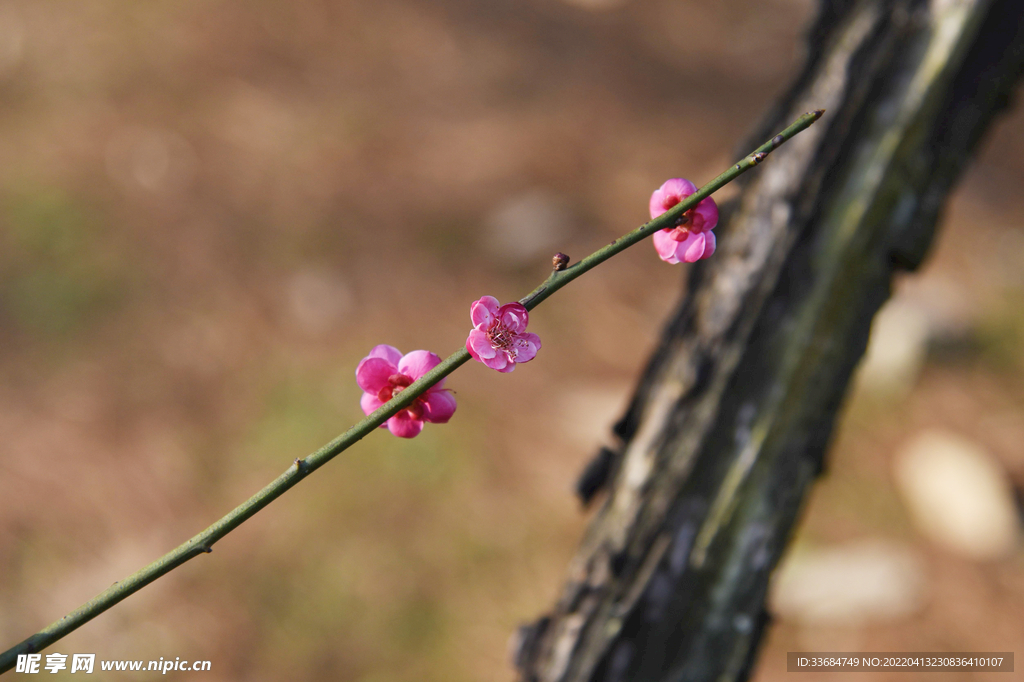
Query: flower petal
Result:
<box><xmin>360</xmin><ymin>391</ymin><xmax>384</xmax><ymax>417</ymax></box>
<box><xmin>481</xmin><ymin>351</ymin><xmax>509</xmax><ymax>371</ymax></box>
<box><xmin>661</xmin><ymin>177</ymin><xmax>698</xmax><ymax>198</ymax></box>
<box><xmin>398</xmin><ymin>350</ymin><xmax>443</xmax><ymax>381</ymax></box>
<box><xmin>422</xmin><ymin>390</ymin><xmax>457</xmax><ymax>423</ymax></box>
<box><xmin>652</xmin><ymin>229</ymin><xmax>682</xmax><ymax>264</ymax></box>
<box><xmin>513</xmin><ymin>332</ymin><xmax>541</xmax><ymax>363</ymax></box>
<box><xmin>693</xmin><ymin>197</ymin><xmax>719</xmax><ymax>232</ymax></box>
<box><xmin>498</xmin><ymin>302</ymin><xmax>529</xmax><ymax>334</ymax></box>
<box><xmin>649</xmin><ymin>190</ymin><xmax>675</xmax><ymax>219</ymax></box>
<box><xmin>700</xmin><ymin>230</ymin><xmax>716</xmax><ymax>259</ymax></box>
<box><xmin>387</xmin><ymin>412</ymin><xmax>424</xmax><ymax>438</ymax></box>
<box><xmin>467</xmin><ymin>329</ymin><xmax>496</xmax><ymax>360</ymax></box>
<box><xmin>649</xmin><ymin>178</ymin><xmax>697</xmax><ymax>218</ymax></box>
<box><xmin>682</xmin><ymin>232</ymin><xmax>708</xmax><ymax>263</ymax></box>
<box><xmin>366</xmin><ymin>344</ymin><xmax>403</xmax><ymax>366</ymax></box>
<box><xmin>470</xmin><ymin>296</ymin><xmax>500</xmax><ymax>329</ymax></box>
<box><xmin>356</xmin><ymin>356</ymin><xmax>397</xmax><ymax>392</ymax></box>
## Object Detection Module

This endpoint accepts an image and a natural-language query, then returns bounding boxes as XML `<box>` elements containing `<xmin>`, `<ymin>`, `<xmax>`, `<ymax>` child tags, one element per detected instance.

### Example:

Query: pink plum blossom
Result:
<box><xmin>355</xmin><ymin>344</ymin><xmax>457</xmax><ymax>438</ymax></box>
<box><xmin>649</xmin><ymin>177</ymin><xmax>719</xmax><ymax>264</ymax></box>
<box><xmin>465</xmin><ymin>296</ymin><xmax>541</xmax><ymax>373</ymax></box>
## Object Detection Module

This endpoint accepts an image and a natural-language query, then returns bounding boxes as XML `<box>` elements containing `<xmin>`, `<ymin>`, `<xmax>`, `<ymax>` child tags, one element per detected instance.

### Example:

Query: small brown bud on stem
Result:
<box><xmin>552</xmin><ymin>252</ymin><xmax>570</xmax><ymax>271</ymax></box>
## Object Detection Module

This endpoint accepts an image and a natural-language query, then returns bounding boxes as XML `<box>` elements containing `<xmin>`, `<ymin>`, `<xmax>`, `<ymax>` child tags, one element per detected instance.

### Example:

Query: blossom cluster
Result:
<box><xmin>357</xmin><ymin>177</ymin><xmax>714</xmax><ymax>437</ymax></box>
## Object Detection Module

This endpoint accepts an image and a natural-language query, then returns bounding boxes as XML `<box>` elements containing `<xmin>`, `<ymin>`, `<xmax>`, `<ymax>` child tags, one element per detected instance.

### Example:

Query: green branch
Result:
<box><xmin>0</xmin><ymin>109</ymin><xmax>822</xmax><ymax>675</ymax></box>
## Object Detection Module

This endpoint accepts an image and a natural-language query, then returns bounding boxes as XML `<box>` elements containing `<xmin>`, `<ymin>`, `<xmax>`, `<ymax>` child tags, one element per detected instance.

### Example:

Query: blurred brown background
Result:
<box><xmin>1</xmin><ymin>0</ymin><xmax>1023</xmax><ymax>680</ymax></box>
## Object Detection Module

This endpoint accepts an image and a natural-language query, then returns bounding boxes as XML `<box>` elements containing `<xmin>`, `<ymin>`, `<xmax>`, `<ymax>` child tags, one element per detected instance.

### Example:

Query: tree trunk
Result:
<box><xmin>514</xmin><ymin>1</ymin><xmax>1024</xmax><ymax>681</ymax></box>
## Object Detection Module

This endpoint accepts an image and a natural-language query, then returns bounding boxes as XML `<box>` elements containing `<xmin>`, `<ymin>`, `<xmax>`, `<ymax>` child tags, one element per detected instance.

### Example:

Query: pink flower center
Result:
<box><xmin>375</xmin><ymin>373</ymin><xmax>427</xmax><ymax>419</ymax></box>
<box><xmin>487</xmin><ymin>322</ymin><xmax>514</xmax><ymax>349</ymax></box>
<box><xmin>688</xmin><ymin>210</ymin><xmax>706</xmax><ymax>232</ymax></box>
<box><xmin>662</xmin><ymin>195</ymin><xmax>705</xmax><ymax>237</ymax></box>
<box><xmin>486</xmin><ymin>320</ymin><xmax>533</xmax><ymax>362</ymax></box>
<box><xmin>487</xmin><ymin>321</ymin><xmax>523</xmax><ymax>360</ymax></box>
<box><xmin>378</xmin><ymin>373</ymin><xmax>414</xmax><ymax>402</ymax></box>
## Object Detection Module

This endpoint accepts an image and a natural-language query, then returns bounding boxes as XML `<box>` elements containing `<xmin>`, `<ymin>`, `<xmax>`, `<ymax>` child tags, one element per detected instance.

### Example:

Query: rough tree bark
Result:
<box><xmin>514</xmin><ymin>1</ymin><xmax>1024</xmax><ymax>681</ymax></box>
